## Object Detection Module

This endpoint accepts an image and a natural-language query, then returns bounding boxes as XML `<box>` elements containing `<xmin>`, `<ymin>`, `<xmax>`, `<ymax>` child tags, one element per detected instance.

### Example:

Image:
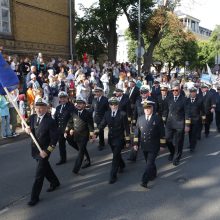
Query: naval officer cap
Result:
<box><xmin>189</xmin><ymin>87</ymin><xmax>197</xmax><ymax>92</ymax></box>
<box><xmin>35</xmin><ymin>97</ymin><xmax>48</xmax><ymax>106</ymax></box>
<box><xmin>75</xmin><ymin>98</ymin><xmax>86</xmax><ymax>104</ymax></box>
<box><xmin>140</xmin><ymin>85</ymin><xmax>150</xmax><ymax>92</ymax></box>
<box><xmin>141</xmin><ymin>100</ymin><xmax>155</xmax><ymax>108</ymax></box>
<box><xmin>58</xmin><ymin>91</ymin><xmax>68</xmax><ymax>98</ymax></box>
<box><xmin>93</xmin><ymin>87</ymin><xmax>103</xmax><ymax>92</ymax></box>
<box><xmin>129</xmin><ymin>78</ymin><xmax>136</xmax><ymax>84</ymax></box>
<box><xmin>108</xmin><ymin>97</ymin><xmax>119</xmax><ymax>105</ymax></box>
<box><xmin>114</xmin><ymin>88</ymin><xmax>124</xmax><ymax>93</ymax></box>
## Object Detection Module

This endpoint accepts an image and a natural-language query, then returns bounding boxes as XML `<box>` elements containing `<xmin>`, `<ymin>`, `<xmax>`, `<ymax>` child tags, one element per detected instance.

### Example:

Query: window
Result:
<box><xmin>0</xmin><ymin>0</ymin><xmax>11</xmax><ymax>34</ymax></box>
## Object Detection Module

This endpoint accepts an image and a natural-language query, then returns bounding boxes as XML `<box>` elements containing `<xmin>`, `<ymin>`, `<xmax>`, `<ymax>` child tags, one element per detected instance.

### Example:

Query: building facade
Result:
<box><xmin>177</xmin><ymin>11</ymin><xmax>212</xmax><ymax>41</ymax></box>
<box><xmin>0</xmin><ymin>0</ymin><xmax>70</xmax><ymax>58</ymax></box>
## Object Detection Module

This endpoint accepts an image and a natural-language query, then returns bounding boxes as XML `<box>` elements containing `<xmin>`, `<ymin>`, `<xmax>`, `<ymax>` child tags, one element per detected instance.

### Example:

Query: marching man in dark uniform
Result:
<box><xmin>166</xmin><ymin>84</ymin><xmax>189</xmax><ymax>166</ymax></box>
<box><xmin>91</xmin><ymin>87</ymin><xmax>109</xmax><ymax>151</ymax></box>
<box><xmin>64</xmin><ymin>98</ymin><xmax>95</xmax><ymax>174</ymax></box>
<box><xmin>54</xmin><ymin>91</ymin><xmax>75</xmax><ymax>165</ymax></box>
<box><xmin>133</xmin><ymin>100</ymin><xmax>166</xmax><ymax>188</ymax></box>
<box><xmin>185</xmin><ymin>87</ymin><xmax>205</xmax><ymax>152</ymax></box>
<box><xmin>128</xmin><ymin>85</ymin><xmax>155</xmax><ymax>162</ymax></box>
<box><xmin>200</xmin><ymin>83</ymin><xmax>216</xmax><ymax>138</ymax></box>
<box><xmin>25</xmin><ymin>98</ymin><xmax>60</xmax><ymax>206</ymax></box>
<box><xmin>98</xmin><ymin>97</ymin><xmax>130</xmax><ymax>184</ymax></box>
<box><xmin>126</xmin><ymin>79</ymin><xmax>140</xmax><ymax>113</ymax></box>
<box><xmin>114</xmin><ymin>88</ymin><xmax>132</xmax><ymax>122</ymax></box>
<box><xmin>157</xmin><ymin>84</ymin><xmax>170</xmax><ymax>124</ymax></box>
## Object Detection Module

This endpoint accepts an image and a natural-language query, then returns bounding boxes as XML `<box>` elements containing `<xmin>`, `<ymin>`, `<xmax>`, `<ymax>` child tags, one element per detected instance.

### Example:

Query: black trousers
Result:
<box><xmin>72</xmin><ymin>139</ymin><xmax>90</xmax><ymax>173</ymax></box>
<box><xmin>204</xmin><ymin>113</ymin><xmax>213</xmax><ymax>135</ymax></box>
<box><xmin>31</xmin><ymin>158</ymin><xmax>60</xmax><ymax>201</ymax></box>
<box><xmin>166</xmin><ymin>127</ymin><xmax>184</xmax><ymax>160</ymax></box>
<box><xmin>58</xmin><ymin>133</ymin><xmax>67</xmax><ymax>162</ymax></box>
<box><xmin>189</xmin><ymin>122</ymin><xmax>200</xmax><ymax>149</ymax></box>
<box><xmin>142</xmin><ymin>151</ymin><xmax>158</xmax><ymax>184</ymax></box>
<box><xmin>215</xmin><ymin>111</ymin><xmax>220</xmax><ymax>131</ymax></box>
<box><xmin>109</xmin><ymin>143</ymin><xmax>125</xmax><ymax>179</ymax></box>
<box><xmin>97</xmin><ymin>122</ymin><xmax>105</xmax><ymax>146</ymax></box>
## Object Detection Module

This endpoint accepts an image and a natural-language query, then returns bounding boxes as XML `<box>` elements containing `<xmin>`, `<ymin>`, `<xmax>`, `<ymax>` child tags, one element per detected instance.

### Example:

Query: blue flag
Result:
<box><xmin>0</xmin><ymin>53</ymin><xmax>19</xmax><ymax>95</ymax></box>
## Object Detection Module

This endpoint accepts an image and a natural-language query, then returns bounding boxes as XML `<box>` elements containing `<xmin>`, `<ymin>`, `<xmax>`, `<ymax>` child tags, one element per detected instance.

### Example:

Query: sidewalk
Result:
<box><xmin>0</xmin><ymin>127</ymin><xmax>28</xmax><ymax>145</ymax></box>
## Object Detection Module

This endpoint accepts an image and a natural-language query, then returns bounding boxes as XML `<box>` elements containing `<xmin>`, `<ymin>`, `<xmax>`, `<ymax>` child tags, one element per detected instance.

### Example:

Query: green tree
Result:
<box><xmin>196</xmin><ymin>41</ymin><xmax>215</xmax><ymax>68</ymax></box>
<box><xmin>75</xmin><ymin>4</ymin><xmax>107</xmax><ymax>61</ymax></box>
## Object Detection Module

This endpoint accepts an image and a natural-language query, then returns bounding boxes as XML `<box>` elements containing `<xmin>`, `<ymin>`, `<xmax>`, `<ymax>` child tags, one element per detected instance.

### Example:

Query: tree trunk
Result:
<box><xmin>107</xmin><ymin>21</ymin><xmax>117</xmax><ymax>63</ymax></box>
<box><xmin>142</xmin><ymin>30</ymin><xmax>163</xmax><ymax>73</ymax></box>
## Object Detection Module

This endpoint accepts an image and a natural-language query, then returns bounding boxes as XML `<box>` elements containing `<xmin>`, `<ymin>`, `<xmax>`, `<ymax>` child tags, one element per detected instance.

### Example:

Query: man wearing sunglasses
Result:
<box><xmin>215</xmin><ymin>86</ymin><xmax>220</xmax><ymax>132</ymax></box>
<box><xmin>166</xmin><ymin>84</ymin><xmax>188</xmax><ymax>166</ymax></box>
<box><xmin>98</xmin><ymin>97</ymin><xmax>130</xmax><ymax>184</ymax></box>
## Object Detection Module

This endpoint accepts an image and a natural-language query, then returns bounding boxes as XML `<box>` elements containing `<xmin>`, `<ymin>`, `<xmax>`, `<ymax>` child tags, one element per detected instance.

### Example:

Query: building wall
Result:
<box><xmin>0</xmin><ymin>0</ymin><xmax>70</xmax><ymax>58</ymax></box>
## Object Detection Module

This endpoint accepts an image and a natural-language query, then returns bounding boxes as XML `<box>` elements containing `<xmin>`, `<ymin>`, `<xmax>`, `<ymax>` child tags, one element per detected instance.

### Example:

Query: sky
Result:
<box><xmin>75</xmin><ymin>0</ymin><xmax>220</xmax><ymax>31</ymax></box>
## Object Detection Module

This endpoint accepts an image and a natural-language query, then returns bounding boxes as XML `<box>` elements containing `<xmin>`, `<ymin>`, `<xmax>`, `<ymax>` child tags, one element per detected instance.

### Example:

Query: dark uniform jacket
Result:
<box><xmin>202</xmin><ymin>91</ymin><xmax>216</xmax><ymax>115</ymax></box>
<box><xmin>66</xmin><ymin>109</ymin><xmax>94</xmax><ymax>142</ymax></box>
<box><xmin>99</xmin><ymin>110</ymin><xmax>130</xmax><ymax>146</ymax></box>
<box><xmin>157</xmin><ymin>94</ymin><xmax>169</xmax><ymax>120</ymax></box>
<box><xmin>134</xmin><ymin>114</ymin><xmax>165</xmax><ymax>152</ymax></box>
<box><xmin>91</xmin><ymin>96</ymin><xmax>109</xmax><ymax>124</ymax></box>
<box><xmin>166</xmin><ymin>94</ymin><xmax>188</xmax><ymax>129</ymax></box>
<box><xmin>54</xmin><ymin>102</ymin><xmax>75</xmax><ymax>133</ymax></box>
<box><xmin>126</xmin><ymin>86</ymin><xmax>140</xmax><ymax>107</ymax></box>
<box><xmin>215</xmin><ymin>93</ymin><xmax>220</xmax><ymax>112</ymax></box>
<box><xmin>151</xmin><ymin>86</ymin><xmax>161</xmax><ymax>100</ymax></box>
<box><xmin>118</xmin><ymin>94</ymin><xmax>132</xmax><ymax>120</ymax></box>
<box><xmin>185</xmin><ymin>96</ymin><xmax>204</xmax><ymax>124</ymax></box>
<box><xmin>133</xmin><ymin>96</ymin><xmax>156</xmax><ymax>121</ymax></box>
<box><xmin>29</xmin><ymin>113</ymin><xmax>59</xmax><ymax>159</ymax></box>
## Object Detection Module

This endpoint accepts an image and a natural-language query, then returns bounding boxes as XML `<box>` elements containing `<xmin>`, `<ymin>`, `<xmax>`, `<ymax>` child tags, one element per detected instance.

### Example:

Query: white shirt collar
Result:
<box><xmin>145</xmin><ymin>114</ymin><xmax>152</xmax><ymax>121</ymax></box>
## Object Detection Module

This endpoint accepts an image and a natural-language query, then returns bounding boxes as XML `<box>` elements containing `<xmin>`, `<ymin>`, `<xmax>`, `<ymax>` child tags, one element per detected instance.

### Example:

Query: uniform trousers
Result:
<box><xmin>166</xmin><ymin>127</ymin><xmax>184</xmax><ymax>160</ymax></box>
<box><xmin>142</xmin><ymin>151</ymin><xmax>158</xmax><ymax>184</ymax></box>
<box><xmin>72</xmin><ymin>138</ymin><xmax>90</xmax><ymax>173</ymax></box>
<box><xmin>31</xmin><ymin>158</ymin><xmax>60</xmax><ymax>201</ymax></box>
<box><xmin>109</xmin><ymin>142</ymin><xmax>125</xmax><ymax>179</ymax></box>
<box><xmin>189</xmin><ymin>122</ymin><xmax>200</xmax><ymax>149</ymax></box>
<box><xmin>215</xmin><ymin>111</ymin><xmax>220</xmax><ymax>131</ymax></box>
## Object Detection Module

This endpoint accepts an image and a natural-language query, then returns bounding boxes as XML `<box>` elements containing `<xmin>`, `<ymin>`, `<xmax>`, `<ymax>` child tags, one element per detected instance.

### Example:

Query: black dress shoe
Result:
<box><xmin>109</xmin><ymin>177</ymin><xmax>117</xmax><ymax>184</ymax></box>
<box><xmin>140</xmin><ymin>182</ymin><xmax>148</xmax><ymax>188</ymax></box>
<box><xmin>81</xmin><ymin>161</ymin><xmax>91</xmax><ymax>169</ymax></box>
<box><xmin>28</xmin><ymin>198</ymin><xmax>39</xmax><ymax>206</ymax></box>
<box><xmin>72</xmin><ymin>169</ymin><xmax>79</xmax><ymax>174</ymax></box>
<box><xmin>173</xmin><ymin>159</ymin><xmax>180</xmax><ymax>166</ymax></box>
<box><xmin>56</xmin><ymin>161</ymin><xmax>66</xmax><ymax>165</ymax></box>
<box><xmin>168</xmin><ymin>154</ymin><xmax>174</xmax><ymax>161</ymax></box>
<box><xmin>46</xmin><ymin>183</ymin><xmax>60</xmax><ymax>192</ymax></box>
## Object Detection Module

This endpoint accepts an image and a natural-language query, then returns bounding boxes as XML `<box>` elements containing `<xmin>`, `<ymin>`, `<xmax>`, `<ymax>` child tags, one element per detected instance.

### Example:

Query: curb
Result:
<box><xmin>0</xmin><ymin>133</ymin><xmax>29</xmax><ymax>145</ymax></box>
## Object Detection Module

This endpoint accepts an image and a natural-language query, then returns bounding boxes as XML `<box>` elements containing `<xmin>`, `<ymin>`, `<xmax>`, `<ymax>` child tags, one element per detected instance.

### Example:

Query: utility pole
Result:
<box><xmin>137</xmin><ymin>0</ymin><xmax>141</xmax><ymax>76</ymax></box>
<box><xmin>69</xmin><ymin>0</ymin><xmax>73</xmax><ymax>60</ymax></box>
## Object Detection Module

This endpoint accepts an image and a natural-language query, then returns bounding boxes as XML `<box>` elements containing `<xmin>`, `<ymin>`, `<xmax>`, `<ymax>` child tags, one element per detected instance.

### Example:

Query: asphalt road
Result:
<box><xmin>1</xmin><ymin>127</ymin><xmax>220</xmax><ymax>220</ymax></box>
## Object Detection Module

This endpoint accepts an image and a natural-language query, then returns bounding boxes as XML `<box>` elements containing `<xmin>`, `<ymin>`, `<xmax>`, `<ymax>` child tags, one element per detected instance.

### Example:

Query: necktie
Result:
<box><xmin>60</xmin><ymin>105</ymin><xmax>64</xmax><ymax>113</ymax></box>
<box><xmin>112</xmin><ymin>111</ymin><xmax>115</xmax><ymax>117</ymax></box>
<box><xmin>78</xmin><ymin>111</ymin><xmax>81</xmax><ymax>117</ymax></box>
<box><xmin>146</xmin><ymin>116</ymin><xmax>149</xmax><ymax>123</ymax></box>
<box><xmin>36</xmin><ymin>117</ymin><xmax>41</xmax><ymax>126</ymax></box>
<box><xmin>174</xmin><ymin>96</ymin><xmax>177</xmax><ymax>102</ymax></box>
<box><xmin>191</xmin><ymin>98</ymin><xmax>195</xmax><ymax>103</ymax></box>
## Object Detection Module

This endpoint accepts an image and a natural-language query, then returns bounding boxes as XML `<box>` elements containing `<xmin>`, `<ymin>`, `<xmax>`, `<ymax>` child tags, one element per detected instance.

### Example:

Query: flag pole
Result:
<box><xmin>3</xmin><ymin>87</ymin><xmax>43</xmax><ymax>153</ymax></box>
